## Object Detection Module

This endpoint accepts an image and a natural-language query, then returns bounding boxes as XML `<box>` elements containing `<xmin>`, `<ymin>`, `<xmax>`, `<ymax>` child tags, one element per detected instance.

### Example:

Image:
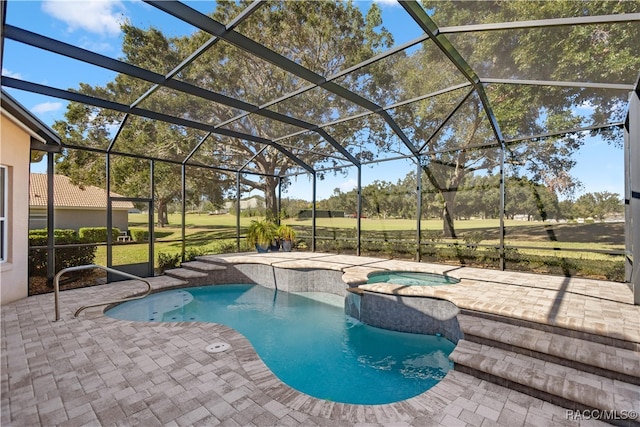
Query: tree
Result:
<box><xmin>54</xmin><ymin>1</ymin><xmax>394</xmax><ymax>222</ymax></box>
<box><xmin>374</xmin><ymin>0</ymin><xmax>637</xmax><ymax>237</ymax></box>
<box><xmin>573</xmin><ymin>191</ymin><xmax>622</xmax><ymax>221</ymax></box>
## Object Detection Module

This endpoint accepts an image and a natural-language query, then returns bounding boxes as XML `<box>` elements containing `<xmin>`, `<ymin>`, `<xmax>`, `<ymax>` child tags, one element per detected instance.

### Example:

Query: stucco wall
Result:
<box><xmin>29</xmin><ymin>207</ymin><xmax>129</xmax><ymax>232</ymax></box>
<box><xmin>0</xmin><ymin>114</ymin><xmax>31</xmax><ymax>304</ymax></box>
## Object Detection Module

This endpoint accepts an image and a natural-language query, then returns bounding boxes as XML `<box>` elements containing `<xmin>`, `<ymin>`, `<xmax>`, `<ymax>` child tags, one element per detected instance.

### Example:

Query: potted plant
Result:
<box><xmin>277</xmin><ymin>224</ymin><xmax>297</xmax><ymax>252</ymax></box>
<box><xmin>246</xmin><ymin>219</ymin><xmax>277</xmax><ymax>253</ymax></box>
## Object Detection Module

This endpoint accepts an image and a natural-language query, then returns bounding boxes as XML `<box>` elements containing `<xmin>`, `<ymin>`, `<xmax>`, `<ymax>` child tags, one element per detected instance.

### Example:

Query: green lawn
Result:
<box><xmin>32</xmin><ymin>212</ymin><xmax>622</xmax><ymax>282</ymax></box>
<box><xmin>113</xmin><ymin>214</ymin><xmax>624</xmax><ymax>265</ymax></box>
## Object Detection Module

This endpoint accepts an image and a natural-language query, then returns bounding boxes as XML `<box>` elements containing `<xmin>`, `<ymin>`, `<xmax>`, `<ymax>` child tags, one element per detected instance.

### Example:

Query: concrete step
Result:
<box><xmin>194</xmin><ymin>255</ymin><xmax>231</xmax><ymax>265</ymax></box>
<box><xmin>450</xmin><ymin>340</ymin><xmax>640</xmax><ymax>427</ymax></box>
<box><xmin>458</xmin><ymin>313</ymin><xmax>640</xmax><ymax>385</ymax></box>
<box><xmin>164</xmin><ymin>268</ymin><xmax>209</xmax><ymax>286</ymax></box>
<box><xmin>181</xmin><ymin>260</ymin><xmax>227</xmax><ymax>272</ymax></box>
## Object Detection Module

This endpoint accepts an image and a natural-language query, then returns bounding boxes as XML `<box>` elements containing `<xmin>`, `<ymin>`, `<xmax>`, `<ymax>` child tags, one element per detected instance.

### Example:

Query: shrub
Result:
<box><xmin>185</xmin><ymin>247</ymin><xmax>207</xmax><ymax>261</ymax></box>
<box><xmin>129</xmin><ymin>228</ymin><xmax>149</xmax><ymax>243</ymax></box>
<box><xmin>423</xmin><ymin>229</ymin><xmax>442</xmax><ymax>242</ymax></box>
<box><xmin>28</xmin><ymin>229</ymin><xmax>96</xmax><ymax>276</ymax></box>
<box><xmin>79</xmin><ymin>227</ymin><xmax>120</xmax><ymax>243</ymax></box>
<box><xmin>157</xmin><ymin>252</ymin><xmax>181</xmax><ymax>273</ymax></box>
<box><xmin>463</xmin><ymin>231</ymin><xmax>483</xmax><ymax>249</ymax></box>
<box><xmin>604</xmin><ymin>261</ymin><xmax>625</xmax><ymax>282</ymax></box>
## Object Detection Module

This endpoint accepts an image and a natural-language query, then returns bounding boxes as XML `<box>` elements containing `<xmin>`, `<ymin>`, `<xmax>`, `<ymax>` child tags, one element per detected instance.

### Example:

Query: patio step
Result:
<box><xmin>458</xmin><ymin>313</ymin><xmax>640</xmax><ymax>385</ymax></box>
<box><xmin>164</xmin><ymin>268</ymin><xmax>209</xmax><ymax>286</ymax></box>
<box><xmin>453</xmin><ymin>312</ymin><xmax>640</xmax><ymax>426</ymax></box>
<box><xmin>180</xmin><ymin>260</ymin><xmax>227</xmax><ymax>273</ymax></box>
<box><xmin>450</xmin><ymin>340</ymin><xmax>640</xmax><ymax>427</ymax></box>
<box><xmin>194</xmin><ymin>255</ymin><xmax>232</xmax><ymax>265</ymax></box>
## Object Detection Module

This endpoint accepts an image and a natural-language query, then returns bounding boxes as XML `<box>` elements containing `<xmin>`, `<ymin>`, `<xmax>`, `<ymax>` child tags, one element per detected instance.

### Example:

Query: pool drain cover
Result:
<box><xmin>205</xmin><ymin>342</ymin><xmax>230</xmax><ymax>353</ymax></box>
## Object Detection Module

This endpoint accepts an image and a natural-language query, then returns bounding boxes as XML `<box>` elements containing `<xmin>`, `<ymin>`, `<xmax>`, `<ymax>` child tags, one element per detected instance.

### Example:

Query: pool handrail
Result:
<box><xmin>54</xmin><ymin>264</ymin><xmax>152</xmax><ymax>321</ymax></box>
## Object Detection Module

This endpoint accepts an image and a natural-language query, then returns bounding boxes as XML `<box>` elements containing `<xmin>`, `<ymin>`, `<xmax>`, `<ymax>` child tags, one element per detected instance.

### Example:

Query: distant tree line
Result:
<box><xmin>313</xmin><ymin>172</ymin><xmax>622</xmax><ymax>223</ymax></box>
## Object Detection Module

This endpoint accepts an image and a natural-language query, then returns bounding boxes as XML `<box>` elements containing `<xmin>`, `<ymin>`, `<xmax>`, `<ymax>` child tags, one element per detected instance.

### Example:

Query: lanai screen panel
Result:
<box><xmin>447</xmin><ymin>22</ymin><xmax>640</xmax><ymax>84</ymax></box>
<box><xmin>266</xmin><ymin>85</ymin><xmax>369</xmax><ymax>126</ymax></box>
<box><xmin>135</xmin><ymin>86</ymin><xmax>246</xmax><ymax>128</ymax></box>
<box><xmin>110</xmin><ymin>116</ymin><xmax>208</xmax><ymax>163</ymax></box>
<box><xmin>387</xmin><ymin>86</ymin><xmax>474</xmax><ymax>151</ymax></box>
<box><xmin>275</xmin><ymin>131</ymin><xmax>353</xmax><ymax>171</ymax></box>
<box><xmin>220</xmin><ymin>113</ymin><xmax>305</xmax><ymax>141</ymax></box>
<box><xmin>332</xmin><ymin>38</ymin><xmax>468</xmax><ymax>107</ymax></box>
<box><xmin>232</xmin><ymin>1</ymin><xmax>393</xmax><ymax>77</ymax></box>
<box><xmin>186</xmin><ymin>135</ymin><xmax>258</xmax><ymax>172</ymax></box>
<box><xmin>323</xmin><ymin>114</ymin><xmax>415</xmax><ymax>162</ymax></box>
<box><xmin>179</xmin><ymin>39</ymin><xmax>308</xmax><ymax>107</ymax></box>
<box><xmin>420</xmin><ymin>91</ymin><xmax>498</xmax><ymax>154</ymax></box>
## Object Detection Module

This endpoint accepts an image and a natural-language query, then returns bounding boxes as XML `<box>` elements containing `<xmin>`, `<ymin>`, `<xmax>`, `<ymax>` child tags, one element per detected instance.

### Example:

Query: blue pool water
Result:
<box><xmin>106</xmin><ymin>284</ymin><xmax>455</xmax><ymax>404</ymax></box>
<box><xmin>367</xmin><ymin>271</ymin><xmax>460</xmax><ymax>286</ymax></box>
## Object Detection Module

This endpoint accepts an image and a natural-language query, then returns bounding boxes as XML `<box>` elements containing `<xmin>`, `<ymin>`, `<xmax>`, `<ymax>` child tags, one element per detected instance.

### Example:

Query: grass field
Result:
<box><xmin>110</xmin><ymin>213</ymin><xmax>625</xmax><ymax>266</ymax></box>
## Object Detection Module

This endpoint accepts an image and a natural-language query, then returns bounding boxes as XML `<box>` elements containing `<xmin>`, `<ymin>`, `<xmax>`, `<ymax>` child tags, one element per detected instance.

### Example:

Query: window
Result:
<box><xmin>0</xmin><ymin>165</ymin><xmax>7</xmax><ymax>262</ymax></box>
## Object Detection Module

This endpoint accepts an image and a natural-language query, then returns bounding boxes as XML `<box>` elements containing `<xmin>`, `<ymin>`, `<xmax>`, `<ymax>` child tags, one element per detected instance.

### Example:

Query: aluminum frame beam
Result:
<box><xmin>440</xmin><ymin>14</ymin><xmax>640</xmax><ymax>34</ymax></box>
<box><xmin>481</xmin><ymin>78</ymin><xmax>635</xmax><ymax>91</ymax></box>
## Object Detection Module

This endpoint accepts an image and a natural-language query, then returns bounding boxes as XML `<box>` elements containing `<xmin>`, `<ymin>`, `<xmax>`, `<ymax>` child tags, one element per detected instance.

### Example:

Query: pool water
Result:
<box><xmin>106</xmin><ymin>284</ymin><xmax>455</xmax><ymax>404</ymax></box>
<box><xmin>367</xmin><ymin>271</ymin><xmax>460</xmax><ymax>286</ymax></box>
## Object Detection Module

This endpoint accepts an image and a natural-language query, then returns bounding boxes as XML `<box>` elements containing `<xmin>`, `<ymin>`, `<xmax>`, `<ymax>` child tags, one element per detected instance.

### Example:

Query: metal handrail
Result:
<box><xmin>54</xmin><ymin>264</ymin><xmax>152</xmax><ymax>321</ymax></box>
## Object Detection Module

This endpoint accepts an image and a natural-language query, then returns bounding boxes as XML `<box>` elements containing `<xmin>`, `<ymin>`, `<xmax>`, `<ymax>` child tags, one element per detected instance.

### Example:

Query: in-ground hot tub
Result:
<box><xmin>367</xmin><ymin>271</ymin><xmax>460</xmax><ymax>286</ymax></box>
<box><xmin>348</xmin><ymin>270</ymin><xmax>463</xmax><ymax>343</ymax></box>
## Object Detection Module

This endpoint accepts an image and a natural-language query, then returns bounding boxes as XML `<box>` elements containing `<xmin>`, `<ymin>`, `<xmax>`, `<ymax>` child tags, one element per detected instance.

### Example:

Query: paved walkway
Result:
<box><xmin>2</xmin><ymin>253</ymin><xmax>638</xmax><ymax>426</ymax></box>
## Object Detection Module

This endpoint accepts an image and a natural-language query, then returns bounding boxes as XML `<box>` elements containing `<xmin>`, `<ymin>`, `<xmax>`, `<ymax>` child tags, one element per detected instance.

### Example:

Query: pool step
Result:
<box><xmin>458</xmin><ymin>313</ymin><xmax>640</xmax><ymax>384</ymax></box>
<box><xmin>450</xmin><ymin>340</ymin><xmax>640</xmax><ymax>427</ymax></box>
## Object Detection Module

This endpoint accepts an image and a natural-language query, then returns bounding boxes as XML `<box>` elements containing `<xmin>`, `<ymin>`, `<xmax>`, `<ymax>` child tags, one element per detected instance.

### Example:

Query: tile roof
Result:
<box><xmin>30</xmin><ymin>174</ymin><xmax>134</xmax><ymax>210</ymax></box>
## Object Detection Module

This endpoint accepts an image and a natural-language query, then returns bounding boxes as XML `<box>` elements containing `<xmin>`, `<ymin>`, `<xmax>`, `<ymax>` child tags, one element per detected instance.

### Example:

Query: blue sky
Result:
<box><xmin>2</xmin><ymin>0</ymin><xmax>626</xmax><ymax>201</ymax></box>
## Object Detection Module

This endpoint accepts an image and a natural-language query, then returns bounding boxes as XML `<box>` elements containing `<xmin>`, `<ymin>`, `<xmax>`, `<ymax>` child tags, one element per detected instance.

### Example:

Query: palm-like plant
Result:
<box><xmin>246</xmin><ymin>219</ymin><xmax>277</xmax><ymax>252</ymax></box>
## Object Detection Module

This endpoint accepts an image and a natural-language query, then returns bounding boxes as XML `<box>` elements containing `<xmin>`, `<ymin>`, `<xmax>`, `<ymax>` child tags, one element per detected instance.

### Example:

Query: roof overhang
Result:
<box><xmin>1</xmin><ymin>88</ymin><xmax>61</xmax><ymax>152</ymax></box>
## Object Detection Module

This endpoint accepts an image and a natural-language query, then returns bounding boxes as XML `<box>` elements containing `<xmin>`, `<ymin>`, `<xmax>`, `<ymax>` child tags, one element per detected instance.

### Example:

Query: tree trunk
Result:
<box><xmin>441</xmin><ymin>190</ymin><xmax>457</xmax><ymax>238</ymax></box>
<box><xmin>264</xmin><ymin>177</ymin><xmax>279</xmax><ymax>221</ymax></box>
<box><xmin>157</xmin><ymin>200</ymin><xmax>167</xmax><ymax>227</ymax></box>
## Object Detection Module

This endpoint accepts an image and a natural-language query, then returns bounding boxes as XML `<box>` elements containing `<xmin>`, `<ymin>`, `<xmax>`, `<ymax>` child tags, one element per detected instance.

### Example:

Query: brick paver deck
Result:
<box><xmin>2</xmin><ymin>253</ymin><xmax>638</xmax><ymax>426</ymax></box>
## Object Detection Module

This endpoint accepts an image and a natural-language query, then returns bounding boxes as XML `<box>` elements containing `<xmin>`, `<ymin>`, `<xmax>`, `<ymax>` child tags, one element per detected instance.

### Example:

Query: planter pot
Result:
<box><xmin>255</xmin><ymin>243</ymin><xmax>269</xmax><ymax>253</ymax></box>
<box><xmin>281</xmin><ymin>239</ymin><xmax>293</xmax><ymax>252</ymax></box>
<box><xmin>269</xmin><ymin>239</ymin><xmax>281</xmax><ymax>252</ymax></box>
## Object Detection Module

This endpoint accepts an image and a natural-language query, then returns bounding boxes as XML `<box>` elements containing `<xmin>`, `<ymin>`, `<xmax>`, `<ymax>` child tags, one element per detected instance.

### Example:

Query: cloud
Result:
<box><xmin>373</xmin><ymin>0</ymin><xmax>400</xmax><ymax>7</ymax></box>
<box><xmin>2</xmin><ymin>68</ymin><xmax>22</xmax><ymax>79</ymax></box>
<box><xmin>339</xmin><ymin>178</ymin><xmax>358</xmax><ymax>192</ymax></box>
<box><xmin>42</xmin><ymin>0</ymin><xmax>125</xmax><ymax>37</ymax></box>
<box><xmin>31</xmin><ymin>101</ymin><xmax>63</xmax><ymax>114</ymax></box>
<box><xmin>79</xmin><ymin>38</ymin><xmax>116</xmax><ymax>54</ymax></box>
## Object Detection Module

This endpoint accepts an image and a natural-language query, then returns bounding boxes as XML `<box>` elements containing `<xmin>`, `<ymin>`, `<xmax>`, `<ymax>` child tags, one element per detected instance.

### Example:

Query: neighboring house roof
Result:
<box><xmin>1</xmin><ymin>89</ymin><xmax>61</xmax><ymax>149</ymax></box>
<box><xmin>30</xmin><ymin>174</ymin><xmax>134</xmax><ymax>210</ymax></box>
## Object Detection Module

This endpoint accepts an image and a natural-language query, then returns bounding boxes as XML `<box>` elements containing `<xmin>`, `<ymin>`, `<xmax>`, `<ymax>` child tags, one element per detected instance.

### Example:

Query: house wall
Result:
<box><xmin>29</xmin><ymin>207</ymin><xmax>129</xmax><ymax>232</ymax></box>
<box><xmin>0</xmin><ymin>114</ymin><xmax>31</xmax><ymax>304</ymax></box>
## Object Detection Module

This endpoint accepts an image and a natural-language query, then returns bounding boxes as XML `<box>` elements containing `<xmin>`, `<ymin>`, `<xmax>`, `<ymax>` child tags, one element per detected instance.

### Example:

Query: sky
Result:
<box><xmin>2</xmin><ymin>0</ymin><xmax>627</xmax><ymax>201</ymax></box>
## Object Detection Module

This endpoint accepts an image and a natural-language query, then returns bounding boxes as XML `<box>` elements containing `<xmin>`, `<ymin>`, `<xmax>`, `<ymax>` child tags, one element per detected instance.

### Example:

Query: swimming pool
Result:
<box><xmin>367</xmin><ymin>271</ymin><xmax>460</xmax><ymax>286</ymax></box>
<box><xmin>106</xmin><ymin>284</ymin><xmax>455</xmax><ymax>405</ymax></box>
